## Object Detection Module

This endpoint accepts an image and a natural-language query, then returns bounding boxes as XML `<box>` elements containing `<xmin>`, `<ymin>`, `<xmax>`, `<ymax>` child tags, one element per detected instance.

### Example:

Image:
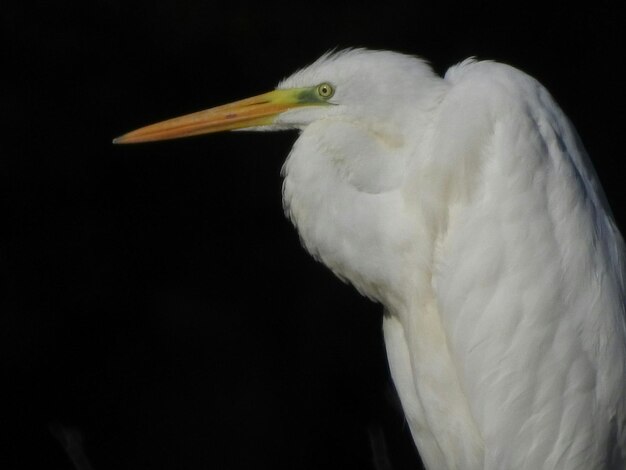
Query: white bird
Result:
<box><xmin>115</xmin><ymin>49</ymin><xmax>626</xmax><ymax>469</ymax></box>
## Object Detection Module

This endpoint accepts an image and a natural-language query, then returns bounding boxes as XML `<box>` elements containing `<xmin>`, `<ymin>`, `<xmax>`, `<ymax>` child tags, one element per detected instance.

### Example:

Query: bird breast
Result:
<box><xmin>281</xmin><ymin>119</ymin><xmax>419</xmax><ymax>306</ymax></box>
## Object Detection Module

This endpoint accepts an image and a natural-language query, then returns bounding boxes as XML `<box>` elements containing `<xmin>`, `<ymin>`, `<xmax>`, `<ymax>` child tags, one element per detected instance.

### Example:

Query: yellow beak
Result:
<box><xmin>113</xmin><ymin>88</ymin><xmax>318</xmax><ymax>144</ymax></box>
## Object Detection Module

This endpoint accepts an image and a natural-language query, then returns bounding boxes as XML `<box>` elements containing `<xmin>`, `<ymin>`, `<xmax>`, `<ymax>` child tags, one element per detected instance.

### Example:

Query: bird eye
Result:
<box><xmin>317</xmin><ymin>83</ymin><xmax>334</xmax><ymax>99</ymax></box>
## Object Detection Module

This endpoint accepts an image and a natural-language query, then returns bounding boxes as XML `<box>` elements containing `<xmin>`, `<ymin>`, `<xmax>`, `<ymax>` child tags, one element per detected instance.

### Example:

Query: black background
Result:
<box><xmin>3</xmin><ymin>2</ymin><xmax>624</xmax><ymax>469</ymax></box>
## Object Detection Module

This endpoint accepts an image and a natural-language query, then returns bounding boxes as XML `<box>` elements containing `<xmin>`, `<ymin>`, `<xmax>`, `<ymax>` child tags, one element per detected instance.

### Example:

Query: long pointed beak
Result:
<box><xmin>113</xmin><ymin>88</ymin><xmax>310</xmax><ymax>144</ymax></box>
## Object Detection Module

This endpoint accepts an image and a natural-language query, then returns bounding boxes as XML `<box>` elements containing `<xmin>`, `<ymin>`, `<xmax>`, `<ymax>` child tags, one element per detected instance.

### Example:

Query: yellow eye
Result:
<box><xmin>317</xmin><ymin>83</ymin><xmax>334</xmax><ymax>99</ymax></box>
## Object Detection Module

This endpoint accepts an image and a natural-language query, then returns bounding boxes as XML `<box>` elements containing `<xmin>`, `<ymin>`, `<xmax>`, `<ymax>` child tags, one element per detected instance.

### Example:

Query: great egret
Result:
<box><xmin>115</xmin><ymin>49</ymin><xmax>626</xmax><ymax>469</ymax></box>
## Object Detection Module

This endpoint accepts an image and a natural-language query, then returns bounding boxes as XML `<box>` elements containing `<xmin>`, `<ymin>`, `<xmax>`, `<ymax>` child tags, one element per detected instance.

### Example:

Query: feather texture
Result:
<box><xmin>279</xmin><ymin>50</ymin><xmax>626</xmax><ymax>469</ymax></box>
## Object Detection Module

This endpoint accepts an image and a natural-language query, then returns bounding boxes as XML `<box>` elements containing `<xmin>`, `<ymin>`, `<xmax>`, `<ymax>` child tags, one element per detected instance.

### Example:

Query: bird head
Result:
<box><xmin>113</xmin><ymin>49</ymin><xmax>443</xmax><ymax>144</ymax></box>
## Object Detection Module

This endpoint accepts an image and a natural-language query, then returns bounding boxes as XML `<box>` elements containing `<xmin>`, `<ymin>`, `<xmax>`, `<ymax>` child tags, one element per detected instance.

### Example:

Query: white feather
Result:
<box><xmin>277</xmin><ymin>50</ymin><xmax>626</xmax><ymax>469</ymax></box>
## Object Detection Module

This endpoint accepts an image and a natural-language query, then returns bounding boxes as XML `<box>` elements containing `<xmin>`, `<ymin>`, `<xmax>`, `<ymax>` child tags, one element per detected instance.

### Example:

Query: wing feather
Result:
<box><xmin>428</xmin><ymin>61</ymin><xmax>626</xmax><ymax>468</ymax></box>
